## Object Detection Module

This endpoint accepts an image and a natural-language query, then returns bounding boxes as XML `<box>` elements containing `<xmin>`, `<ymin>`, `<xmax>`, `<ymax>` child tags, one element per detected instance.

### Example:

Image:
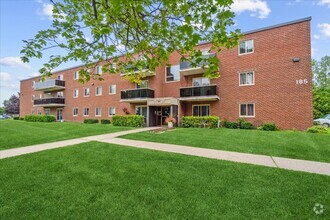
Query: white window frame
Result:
<box><xmin>238</xmin><ymin>39</ymin><xmax>254</xmax><ymax>55</ymax></box>
<box><xmin>95</xmin><ymin>86</ymin><xmax>102</xmax><ymax>96</ymax></box>
<box><xmin>136</xmin><ymin>80</ymin><xmax>149</xmax><ymax>89</ymax></box>
<box><xmin>57</xmin><ymin>75</ymin><xmax>64</xmax><ymax>80</ymax></box>
<box><xmin>84</xmin><ymin>88</ymin><xmax>90</xmax><ymax>97</ymax></box>
<box><xmin>239</xmin><ymin>71</ymin><xmax>255</xmax><ymax>86</ymax></box>
<box><xmin>192</xmin><ymin>77</ymin><xmax>210</xmax><ymax>87</ymax></box>
<box><xmin>73</xmin><ymin>107</ymin><xmax>78</xmax><ymax>116</ymax></box>
<box><xmin>31</xmin><ymin>109</ymin><xmax>34</xmax><ymax>114</ymax></box>
<box><xmin>37</xmin><ymin>109</ymin><xmax>42</xmax><ymax>115</ymax></box>
<box><xmin>31</xmin><ymin>95</ymin><xmax>35</xmax><ymax>102</ymax></box>
<box><xmin>109</xmin><ymin>85</ymin><xmax>116</xmax><ymax>95</ymax></box>
<box><xmin>74</xmin><ymin>71</ymin><xmax>79</xmax><ymax>80</ymax></box>
<box><xmin>73</xmin><ymin>89</ymin><xmax>79</xmax><ymax>98</ymax></box>
<box><xmin>95</xmin><ymin>107</ymin><xmax>102</xmax><ymax>117</ymax></box>
<box><xmin>83</xmin><ymin>107</ymin><xmax>89</xmax><ymax>116</ymax></box>
<box><xmin>32</xmin><ymin>81</ymin><xmax>35</xmax><ymax>88</ymax></box>
<box><xmin>45</xmin><ymin>108</ymin><xmax>50</xmax><ymax>115</ymax></box>
<box><xmin>165</xmin><ymin>65</ymin><xmax>180</xmax><ymax>83</ymax></box>
<box><xmin>39</xmin><ymin>94</ymin><xmax>42</xmax><ymax>99</ymax></box>
<box><xmin>108</xmin><ymin>107</ymin><xmax>116</xmax><ymax>116</ymax></box>
<box><xmin>192</xmin><ymin>104</ymin><xmax>210</xmax><ymax>117</ymax></box>
<box><xmin>97</xmin><ymin>66</ymin><xmax>103</xmax><ymax>75</ymax></box>
<box><xmin>239</xmin><ymin>103</ymin><xmax>255</xmax><ymax>118</ymax></box>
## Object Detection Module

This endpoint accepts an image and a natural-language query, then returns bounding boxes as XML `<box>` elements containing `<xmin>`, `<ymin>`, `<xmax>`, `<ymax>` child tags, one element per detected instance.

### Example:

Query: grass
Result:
<box><xmin>0</xmin><ymin>120</ymin><xmax>132</xmax><ymax>150</ymax></box>
<box><xmin>121</xmin><ymin>128</ymin><xmax>330</xmax><ymax>163</ymax></box>
<box><xmin>0</xmin><ymin>141</ymin><xmax>329</xmax><ymax>219</ymax></box>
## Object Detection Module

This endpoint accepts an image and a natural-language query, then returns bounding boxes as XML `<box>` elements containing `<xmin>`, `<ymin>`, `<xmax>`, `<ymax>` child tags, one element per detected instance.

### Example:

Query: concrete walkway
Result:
<box><xmin>1</xmin><ymin>127</ymin><xmax>329</xmax><ymax>176</ymax></box>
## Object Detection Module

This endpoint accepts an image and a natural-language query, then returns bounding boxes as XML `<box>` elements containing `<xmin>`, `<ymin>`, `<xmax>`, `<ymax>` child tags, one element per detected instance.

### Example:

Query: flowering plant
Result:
<box><xmin>165</xmin><ymin>116</ymin><xmax>177</xmax><ymax>124</ymax></box>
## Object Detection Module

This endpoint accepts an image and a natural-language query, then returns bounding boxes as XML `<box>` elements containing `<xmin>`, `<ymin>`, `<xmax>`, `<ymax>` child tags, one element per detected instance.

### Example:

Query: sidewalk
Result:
<box><xmin>1</xmin><ymin>127</ymin><xmax>329</xmax><ymax>176</ymax></box>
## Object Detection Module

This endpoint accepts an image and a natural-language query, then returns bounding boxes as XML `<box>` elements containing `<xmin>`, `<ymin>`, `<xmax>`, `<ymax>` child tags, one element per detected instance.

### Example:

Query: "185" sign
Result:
<box><xmin>296</xmin><ymin>79</ymin><xmax>308</xmax><ymax>85</ymax></box>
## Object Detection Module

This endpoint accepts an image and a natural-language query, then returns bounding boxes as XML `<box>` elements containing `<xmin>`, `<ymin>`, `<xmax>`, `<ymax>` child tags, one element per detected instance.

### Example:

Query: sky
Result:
<box><xmin>0</xmin><ymin>0</ymin><xmax>329</xmax><ymax>105</ymax></box>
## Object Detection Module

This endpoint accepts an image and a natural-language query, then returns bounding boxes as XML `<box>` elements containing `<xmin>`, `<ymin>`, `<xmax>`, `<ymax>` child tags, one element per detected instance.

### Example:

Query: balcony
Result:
<box><xmin>34</xmin><ymin>79</ymin><xmax>65</xmax><ymax>92</ymax></box>
<box><xmin>120</xmin><ymin>66</ymin><xmax>155</xmax><ymax>77</ymax></box>
<box><xmin>180</xmin><ymin>53</ymin><xmax>216</xmax><ymax>76</ymax></box>
<box><xmin>179</xmin><ymin>85</ymin><xmax>219</xmax><ymax>101</ymax></box>
<box><xmin>33</xmin><ymin>98</ymin><xmax>65</xmax><ymax>107</ymax></box>
<box><xmin>121</xmin><ymin>88</ymin><xmax>155</xmax><ymax>103</ymax></box>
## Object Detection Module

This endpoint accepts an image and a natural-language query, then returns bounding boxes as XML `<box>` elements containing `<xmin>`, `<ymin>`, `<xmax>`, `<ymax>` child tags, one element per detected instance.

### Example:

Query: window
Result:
<box><xmin>38</xmin><ymin>109</ymin><xmax>42</xmax><ymax>115</ymax></box>
<box><xmin>192</xmin><ymin>77</ymin><xmax>210</xmax><ymax>86</ymax></box>
<box><xmin>95</xmin><ymin>107</ymin><xmax>102</xmax><ymax>116</ymax></box>
<box><xmin>136</xmin><ymin>80</ymin><xmax>149</xmax><ymax>89</ymax></box>
<box><xmin>166</xmin><ymin>65</ymin><xmax>180</xmax><ymax>82</ymax></box>
<box><xmin>74</xmin><ymin>71</ymin><xmax>79</xmax><ymax>80</ymax></box>
<box><xmin>136</xmin><ymin>106</ymin><xmax>147</xmax><ymax>123</ymax></box>
<box><xmin>32</xmin><ymin>81</ymin><xmax>35</xmax><ymax>88</ymax></box>
<box><xmin>83</xmin><ymin>107</ymin><xmax>89</xmax><ymax>116</ymax></box>
<box><xmin>45</xmin><ymin>109</ymin><xmax>50</xmax><ymax>115</ymax></box>
<box><xmin>84</xmin><ymin>88</ymin><xmax>90</xmax><ymax>97</ymax></box>
<box><xmin>95</xmin><ymin>86</ymin><xmax>102</xmax><ymax>96</ymax></box>
<box><xmin>108</xmin><ymin>107</ymin><xmax>116</xmax><ymax>116</ymax></box>
<box><xmin>239</xmin><ymin>40</ymin><xmax>254</xmax><ymax>55</ymax></box>
<box><xmin>73</xmin><ymin>108</ymin><xmax>78</xmax><ymax>116</ymax></box>
<box><xmin>192</xmin><ymin>105</ymin><xmax>210</xmax><ymax>116</ymax></box>
<box><xmin>31</xmin><ymin>95</ymin><xmax>35</xmax><ymax>101</ymax></box>
<box><xmin>73</xmin><ymin>89</ymin><xmax>79</xmax><ymax>98</ymax></box>
<box><xmin>111</xmin><ymin>63</ymin><xmax>117</xmax><ymax>70</ymax></box>
<box><xmin>57</xmin><ymin>75</ymin><xmax>64</xmax><ymax>80</ymax></box>
<box><xmin>38</xmin><ymin>94</ymin><xmax>42</xmax><ymax>99</ymax></box>
<box><xmin>31</xmin><ymin>109</ymin><xmax>34</xmax><ymax>114</ymax></box>
<box><xmin>57</xmin><ymin>91</ymin><xmax>64</xmax><ymax>98</ymax></box>
<box><xmin>240</xmin><ymin>103</ymin><xmax>255</xmax><ymax>117</ymax></box>
<box><xmin>239</xmin><ymin>72</ymin><xmax>254</xmax><ymax>86</ymax></box>
<box><xmin>97</xmin><ymin>66</ymin><xmax>102</xmax><ymax>75</ymax></box>
<box><xmin>109</xmin><ymin>85</ymin><xmax>116</xmax><ymax>94</ymax></box>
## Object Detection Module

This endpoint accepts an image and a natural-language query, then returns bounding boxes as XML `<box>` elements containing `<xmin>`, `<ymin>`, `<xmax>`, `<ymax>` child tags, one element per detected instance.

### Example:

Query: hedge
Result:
<box><xmin>240</xmin><ymin>121</ymin><xmax>254</xmax><ymax>129</ymax></box>
<box><xmin>19</xmin><ymin>117</ymin><xmax>24</xmax><ymax>120</ymax></box>
<box><xmin>13</xmin><ymin>116</ymin><xmax>20</xmax><ymax>120</ymax></box>
<box><xmin>83</xmin><ymin>119</ymin><xmax>99</xmax><ymax>124</ymax></box>
<box><xmin>101</xmin><ymin>119</ymin><xmax>111</xmax><ymax>124</ymax></box>
<box><xmin>112</xmin><ymin>115</ymin><xmax>144</xmax><ymax>127</ymax></box>
<box><xmin>307</xmin><ymin>125</ymin><xmax>328</xmax><ymax>134</ymax></box>
<box><xmin>181</xmin><ymin>116</ymin><xmax>219</xmax><ymax>128</ymax></box>
<box><xmin>223</xmin><ymin>121</ymin><xmax>238</xmax><ymax>129</ymax></box>
<box><xmin>24</xmin><ymin>114</ymin><xmax>56</xmax><ymax>122</ymax></box>
<box><xmin>258</xmin><ymin>123</ymin><xmax>278</xmax><ymax>131</ymax></box>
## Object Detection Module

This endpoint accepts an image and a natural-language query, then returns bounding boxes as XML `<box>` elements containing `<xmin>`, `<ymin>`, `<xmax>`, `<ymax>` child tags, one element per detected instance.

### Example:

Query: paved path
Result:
<box><xmin>1</xmin><ymin>127</ymin><xmax>330</xmax><ymax>176</ymax></box>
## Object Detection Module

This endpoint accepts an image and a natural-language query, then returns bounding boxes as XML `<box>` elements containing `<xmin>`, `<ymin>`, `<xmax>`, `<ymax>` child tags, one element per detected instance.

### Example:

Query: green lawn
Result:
<box><xmin>121</xmin><ymin>128</ymin><xmax>330</xmax><ymax>163</ymax></box>
<box><xmin>0</xmin><ymin>120</ymin><xmax>132</xmax><ymax>150</ymax></box>
<box><xmin>0</xmin><ymin>141</ymin><xmax>328</xmax><ymax>219</ymax></box>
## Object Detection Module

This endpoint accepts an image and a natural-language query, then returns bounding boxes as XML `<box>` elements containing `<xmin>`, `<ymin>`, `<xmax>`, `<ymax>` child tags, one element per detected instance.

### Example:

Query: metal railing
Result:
<box><xmin>180</xmin><ymin>85</ymin><xmax>217</xmax><ymax>97</ymax></box>
<box><xmin>121</xmin><ymin>88</ymin><xmax>155</xmax><ymax>99</ymax></box>
<box><xmin>34</xmin><ymin>79</ymin><xmax>65</xmax><ymax>90</ymax></box>
<box><xmin>34</xmin><ymin>98</ymin><xmax>65</xmax><ymax>105</ymax></box>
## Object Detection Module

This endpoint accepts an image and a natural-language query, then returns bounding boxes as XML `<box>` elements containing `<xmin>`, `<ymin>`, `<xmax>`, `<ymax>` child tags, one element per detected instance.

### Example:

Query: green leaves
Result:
<box><xmin>21</xmin><ymin>0</ymin><xmax>241</xmax><ymax>82</ymax></box>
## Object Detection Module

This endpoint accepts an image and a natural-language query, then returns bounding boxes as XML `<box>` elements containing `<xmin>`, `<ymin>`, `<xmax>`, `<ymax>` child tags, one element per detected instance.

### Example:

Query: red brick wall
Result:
<box><xmin>20</xmin><ymin>19</ymin><xmax>313</xmax><ymax>130</ymax></box>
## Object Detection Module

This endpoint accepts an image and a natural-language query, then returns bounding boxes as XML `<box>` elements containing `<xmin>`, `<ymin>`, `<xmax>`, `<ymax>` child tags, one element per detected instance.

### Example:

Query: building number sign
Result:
<box><xmin>296</xmin><ymin>79</ymin><xmax>308</xmax><ymax>85</ymax></box>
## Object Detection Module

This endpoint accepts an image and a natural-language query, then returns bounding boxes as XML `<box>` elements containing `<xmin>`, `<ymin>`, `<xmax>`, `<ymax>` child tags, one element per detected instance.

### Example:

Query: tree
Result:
<box><xmin>3</xmin><ymin>94</ymin><xmax>20</xmax><ymax>115</ymax></box>
<box><xmin>0</xmin><ymin>107</ymin><xmax>4</xmax><ymax>115</ymax></box>
<box><xmin>21</xmin><ymin>0</ymin><xmax>241</xmax><ymax>83</ymax></box>
<box><xmin>312</xmin><ymin>56</ymin><xmax>330</xmax><ymax>118</ymax></box>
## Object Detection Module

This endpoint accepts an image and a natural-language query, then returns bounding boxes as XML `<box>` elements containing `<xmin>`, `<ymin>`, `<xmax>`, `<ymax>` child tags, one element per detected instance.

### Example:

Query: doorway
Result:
<box><xmin>56</xmin><ymin>109</ymin><xmax>63</xmax><ymax>121</ymax></box>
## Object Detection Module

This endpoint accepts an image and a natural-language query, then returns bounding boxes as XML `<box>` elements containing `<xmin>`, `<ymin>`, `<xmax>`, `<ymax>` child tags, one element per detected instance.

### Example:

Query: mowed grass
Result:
<box><xmin>0</xmin><ymin>141</ymin><xmax>329</xmax><ymax>219</ymax></box>
<box><xmin>0</xmin><ymin>120</ymin><xmax>132</xmax><ymax>150</ymax></box>
<box><xmin>121</xmin><ymin>128</ymin><xmax>330</xmax><ymax>162</ymax></box>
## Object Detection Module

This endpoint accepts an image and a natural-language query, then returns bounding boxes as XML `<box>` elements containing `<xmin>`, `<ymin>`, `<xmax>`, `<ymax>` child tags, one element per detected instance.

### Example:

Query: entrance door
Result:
<box><xmin>161</xmin><ymin>106</ymin><xmax>171</xmax><ymax>125</ymax></box>
<box><xmin>56</xmin><ymin>109</ymin><xmax>63</xmax><ymax>121</ymax></box>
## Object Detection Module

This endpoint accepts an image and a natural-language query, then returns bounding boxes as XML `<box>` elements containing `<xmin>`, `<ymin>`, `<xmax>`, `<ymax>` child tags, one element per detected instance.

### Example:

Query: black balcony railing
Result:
<box><xmin>121</xmin><ymin>88</ymin><xmax>154</xmax><ymax>99</ymax></box>
<box><xmin>34</xmin><ymin>98</ymin><xmax>65</xmax><ymax>105</ymax></box>
<box><xmin>180</xmin><ymin>53</ymin><xmax>216</xmax><ymax>70</ymax></box>
<box><xmin>180</xmin><ymin>85</ymin><xmax>217</xmax><ymax>97</ymax></box>
<box><xmin>34</xmin><ymin>79</ymin><xmax>65</xmax><ymax>91</ymax></box>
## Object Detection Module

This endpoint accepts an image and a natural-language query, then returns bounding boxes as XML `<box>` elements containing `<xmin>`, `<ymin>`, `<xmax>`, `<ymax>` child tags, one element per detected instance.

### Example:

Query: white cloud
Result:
<box><xmin>0</xmin><ymin>57</ymin><xmax>31</xmax><ymax>69</ymax></box>
<box><xmin>37</xmin><ymin>3</ymin><xmax>54</xmax><ymax>20</ymax></box>
<box><xmin>318</xmin><ymin>23</ymin><xmax>330</xmax><ymax>37</ymax></box>
<box><xmin>0</xmin><ymin>72</ymin><xmax>11</xmax><ymax>81</ymax></box>
<box><xmin>231</xmin><ymin>0</ymin><xmax>271</xmax><ymax>19</ymax></box>
<box><xmin>313</xmin><ymin>34</ymin><xmax>320</xmax><ymax>39</ymax></box>
<box><xmin>318</xmin><ymin>0</ymin><xmax>330</xmax><ymax>7</ymax></box>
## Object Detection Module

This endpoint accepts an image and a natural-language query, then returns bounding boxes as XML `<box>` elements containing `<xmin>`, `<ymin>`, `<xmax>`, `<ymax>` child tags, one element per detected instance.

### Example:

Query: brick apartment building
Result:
<box><xmin>20</xmin><ymin>17</ymin><xmax>313</xmax><ymax>130</ymax></box>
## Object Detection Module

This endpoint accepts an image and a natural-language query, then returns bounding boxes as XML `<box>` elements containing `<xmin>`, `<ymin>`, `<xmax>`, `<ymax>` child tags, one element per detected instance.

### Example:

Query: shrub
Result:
<box><xmin>307</xmin><ymin>125</ymin><xmax>328</xmax><ymax>134</ymax></box>
<box><xmin>19</xmin><ymin>117</ymin><xmax>24</xmax><ymax>120</ymax></box>
<box><xmin>101</xmin><ymin>119</ymin><xmax>111</xmax><ymax>124</ymax></box>
<box><xmin>83</xmin><ymin>119</ymin><xmax>99</xmax><ymax>124</ymax></box>
<box><xmin>240</xmin><ymin>121</ymin><xmax>254</xmax><ymax>129</ymax></box>
<box><xmin>258</xmin><ymin>123</ymin><xmax>278</xmax><ymax>131</ymax></box>
<box><xmin>223</xmin><ymin>120</ymin><xmax>238</xmax><ymax>129</ymax></box>
<box><xmin>181</xmin><ymin>116</ymin><xmax>219</xmax><ymax>128</ymax></box>
<box><xmin>24</xmin><ymin>114</ymin><xmax>56</xmax><ymax>122</ymax></box>
<box><xmin>112</xmin><ymin>115</ymin><xmax>144</xmax><ymax>127</ymax></box>
<box><xmin>237</xmin><ymin>118</ymin><xmax>246</xmax><ymax>128</ymax></box>
<box><xmin>13</xmin><ymin>116</ymin><xmax>20</xmax><ymax>120</ymax></box>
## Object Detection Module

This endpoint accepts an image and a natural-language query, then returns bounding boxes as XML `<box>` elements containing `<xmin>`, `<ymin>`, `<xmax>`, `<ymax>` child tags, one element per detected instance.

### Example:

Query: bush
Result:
<box><xmin>13</xmin><ymin>116</ymin><xmax>20</xmax><ymax>120</ymax></box>
<box><xmin>258</xmin><ymin>123</ymin><xmax>278</xmax><ymax>131</ymax></box>
<box><xmin>240</xmin><ymin>121</ymin><xmax>254</xmax><ymax>129</ymax></box>
<box><xmin>307</xmin><ymin>125</ymin><xmax>328</xmax><ymax>134</ymax></box>
<box><xmin>181</xmin><ymin>116</ymin><xmax>219</xmax><ymax>128</ymax></box>
<box><xmin>101</xmin><ymin>119</ymin><xmax>111</xmax><ymax>124</ymax></box>
<box><xmin>112</xmin><ymin>115</ymin><xmax>144</xmax><ymax>127</ymax></box>
<box><xmin>223</xmin><ymin>120</ymin><xmax>238</xmax><ymax>129</ymax></box>
<box><xmin>19</xmin><ymin>117</ymin><xmax>24</xmax><ymax>120</ymax></box>
<box><xmin>83</xmin><ymin>119</ymin><xmax>99</xmax><ymax>124</ymax></box>
<box><xmin>24</xmin><ymin>114</ymin><xmax>56</xmax><ymax>122</ymax></box>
